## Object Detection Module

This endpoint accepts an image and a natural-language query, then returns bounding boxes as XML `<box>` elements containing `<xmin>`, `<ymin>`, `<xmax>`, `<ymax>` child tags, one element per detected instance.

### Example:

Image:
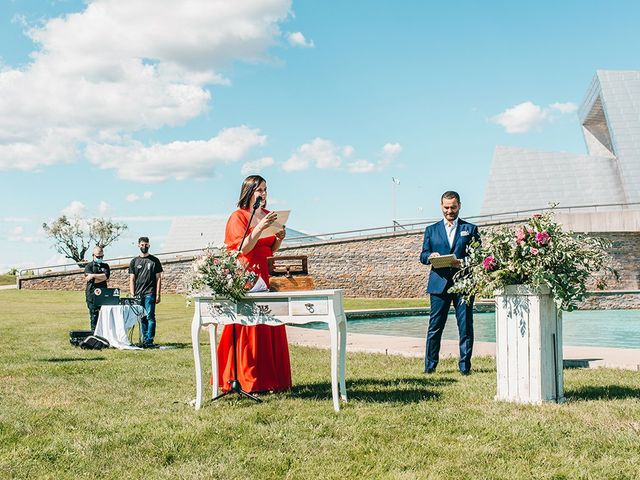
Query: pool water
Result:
<box><xmin>306</xmin><ymin>310</ymin><xmax>640</xmax><ymax>349</ymax></box>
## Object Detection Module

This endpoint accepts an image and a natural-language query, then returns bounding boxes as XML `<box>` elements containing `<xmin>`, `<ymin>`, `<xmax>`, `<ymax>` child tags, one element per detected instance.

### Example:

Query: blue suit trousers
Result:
<box><xmin>425</xmin><ymin>292</ymin><xmax>474</xmax><ymax>373</ymax></box>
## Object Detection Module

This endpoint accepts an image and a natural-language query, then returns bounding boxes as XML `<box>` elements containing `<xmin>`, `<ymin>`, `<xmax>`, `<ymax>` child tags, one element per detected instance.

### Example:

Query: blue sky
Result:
<box><xmin>1</xmin><ymin>0</ymin><xmax>639</xmax><ymax>272</ymax></box>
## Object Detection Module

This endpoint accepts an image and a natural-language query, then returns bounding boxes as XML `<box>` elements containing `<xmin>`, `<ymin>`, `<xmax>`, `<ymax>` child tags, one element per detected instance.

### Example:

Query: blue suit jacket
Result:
<box><xmin>420</xmin><ymin>219</ymin><xmax>479</xmax><ymax>294</ymax></box>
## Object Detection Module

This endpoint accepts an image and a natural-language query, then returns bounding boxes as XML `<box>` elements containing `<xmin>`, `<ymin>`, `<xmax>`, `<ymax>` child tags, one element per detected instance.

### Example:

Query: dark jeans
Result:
<box><xmin>425</xmin><ymin>292</ymin><xmax>474</xmax><ymax>373</ymax></box>
<box><xmin>87</xmin><ymin>302</ymin><xmax>101</xmax><ymax>331</ymax></box>
<box><xmin>140</xmin><ymin>294</ymin><xmax>157</xmax><ymax>344</ymax></box>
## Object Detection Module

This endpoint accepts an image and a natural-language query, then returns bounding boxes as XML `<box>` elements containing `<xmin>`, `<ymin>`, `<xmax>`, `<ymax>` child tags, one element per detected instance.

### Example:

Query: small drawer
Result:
<box><xmin>238</xmin><ymin>299</ymin><xmax>290</xmax><ymax>317</ymax></box>
<box><xmin>291</xmin><ymin>298</ymin><xmax>328</xmax><ymax>316</ymax></box>
<box><xmin>199</xmin><ymin>301</ymin><xmax>234</xmax><ymax>318</ymax></box>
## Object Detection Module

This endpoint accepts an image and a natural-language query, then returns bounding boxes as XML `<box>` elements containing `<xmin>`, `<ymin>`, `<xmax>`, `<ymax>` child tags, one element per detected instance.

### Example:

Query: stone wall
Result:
<box><xmin>18</xmin><ymin>257</ymin><xmax>196</xmax><ymax>295</ymax></box>
<box><xmin>18</xmin><ymin>230</ymin><xmax>640</xmax><ymax>308</ymax></box>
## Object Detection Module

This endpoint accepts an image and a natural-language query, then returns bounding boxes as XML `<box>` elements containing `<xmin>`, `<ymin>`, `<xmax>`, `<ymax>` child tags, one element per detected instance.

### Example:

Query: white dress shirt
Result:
<box><xmin>444</xmin><ymin>218</ymin><xmax>458</xmax><ymax>248</ymax></box>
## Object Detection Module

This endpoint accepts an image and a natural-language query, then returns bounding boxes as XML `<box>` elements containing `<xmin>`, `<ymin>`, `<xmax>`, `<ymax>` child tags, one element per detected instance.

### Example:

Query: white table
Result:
<box><xmin>191</xmin><ymin>289</ymin><xmax>348</xmax><ymax>411</ymax></box>
<box><xmin>95</xmin><ymin>305</ymin><xmax>144</xmax><ymax>350</ymax></box>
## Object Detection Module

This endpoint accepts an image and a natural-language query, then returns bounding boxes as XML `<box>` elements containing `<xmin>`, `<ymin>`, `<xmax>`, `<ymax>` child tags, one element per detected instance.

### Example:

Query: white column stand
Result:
<box><xmin>495</xmin><ymin>285</ymin><xmax>564</xmax><ymax>404</ymax></box>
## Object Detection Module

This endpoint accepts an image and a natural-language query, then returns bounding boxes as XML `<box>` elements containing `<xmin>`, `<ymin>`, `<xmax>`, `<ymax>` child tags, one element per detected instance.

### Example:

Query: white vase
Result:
<box><xmin>494</xmin><ymin>285</ymin><xmax>564</xmax><ymax>404</ymax></box>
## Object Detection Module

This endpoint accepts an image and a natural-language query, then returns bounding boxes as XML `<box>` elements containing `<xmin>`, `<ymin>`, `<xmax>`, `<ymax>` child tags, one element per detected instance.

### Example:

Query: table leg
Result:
<box><xmin>339</xmin><ymin>316</ymin><xmax>348</xmax><ymax>402</ymax></box>
<box><xmin>328</xmin><ymin>322</ymin><xmax>340</xmax><ymax>412</ymax></box>
<box><xmin>209</xmin><ymin>324</ymin><xmax>218</xmax><ymax>399</ymax></box>
<box><xmin>191</xmin><ymin>310</ymin><xmax>203</xmax><ymax>410</ymax></box>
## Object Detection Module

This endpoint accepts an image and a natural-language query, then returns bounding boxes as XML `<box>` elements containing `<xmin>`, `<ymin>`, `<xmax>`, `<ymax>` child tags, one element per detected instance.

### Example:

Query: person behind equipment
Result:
<box><xmin>84</xmin><ymin>246</ymin><xmax>110</xmax><ymax>331</ymax></box>
<box><xmin>128</xmin><ymin>236</ymin><xmax>163</xmax><ymax>348</ymax></box>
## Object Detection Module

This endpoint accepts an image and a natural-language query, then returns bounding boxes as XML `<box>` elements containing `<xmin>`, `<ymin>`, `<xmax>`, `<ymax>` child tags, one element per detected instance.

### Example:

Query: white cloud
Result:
<box><xmin>380</xmin><ymin>142</ymin><xmax>402</xmax><ymax>166</ymax></box>
<box><xmin>491</xmin><ymin>101</ymin><xmax>547</xmax><ymax>134</ymax></box>
<box><xmin>283</xmin><ymin>139</ymin><xmax>401</xmax><ymax>173</ymax></box>
<box><xmin>1</xmin><ymin>217</ymin><xmax>31</xmax><ymax>223</ymax></box>
<box><xmin>342</xmin><ymin>145</ymin><xmax>355</xmax><ymax>157</ymax></box>
<box><xmin>347</xmin><ymin>160</ymin><xmax>376</xmax><ymax>173</ymax></box>
<box><xmin>281</xmin><ymin>153</ymin><xmax>309</xmax><ymax>172</ymax></box>
<box><xmin>61</xmin><ymin>200</ymin><xmax>86</xmax><ymax>217</ymax></box>
<box><xmin>0</xmin><ymin>0</ymin><xmax>292</xmax><ymax>172</ymax></box>
<box><xmin>283</xmin><ymin>138</ymin><xmax>342</xmax><ymax>172</ymax></box>
<box><xmin>492</xmin><ymin>100</ymin><xmax>578</xmax><ymax>134</ymax></box>
<box><xmin>114</xmin><ymin>215</ymin><xmax>178</xmax><ymax>222</ymax></box>
<box><xmin>288</xmin><ymin>31</ymin><xmax>314</xmax><ymax>48</ymax></box>
<box><xmin>241</xmin><ymin>156</ymin><xmax>275</xmax><ymax>175</ymax></box>
<box><xmin>382</xmin><ymin>143</ymin><xmax>402</xmax><ymax>156</ymax></box>
<box><xmin>349</xmin><ymin>142</ymin><xmax>402</xmax><ymax>173</ymax></box>
<box><xmin>86</xmin><ymin>126</ymin><xmax>266</xmax><ymax>182</ymax></box>
<box><xmin>98</xmin><ymin>201</ymin><xmax>111</xmax><ymax>215</ymax></box>
<box><xmin>126</xmin><ymin>192</ymin><xmax>153</xmax><ymax>202</ymax></box>
<box><xmin>550</xmin><ymin>102</ymin><xmax>578</xmax><ymax>114</ymax></box>
<box><xmin>7</xmin><ymin>225</ymin><xmax>44</xmax><ymax>243</ymax></box>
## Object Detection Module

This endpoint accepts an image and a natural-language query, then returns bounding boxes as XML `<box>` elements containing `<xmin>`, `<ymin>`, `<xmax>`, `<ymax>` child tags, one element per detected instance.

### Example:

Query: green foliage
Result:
<box><xmin>450</xmin><ymin>211</ymin><xmax>619</xmax><ymax>310</ymax></box>
<box><xmin>1</xmin><ymin>290</ymin><xmax>640</xmax><ymax>479</ymax></box>
<box><xmin>0</xmin><ymin>273</ymin><xmax>16</xmax><ymax>286</ymax></box>
<box><xmin>187</xmin><ymin>247</ymin><xmax>258</xmax><ymax>303</ymax></box>
<box><xmin>42</xmin><ymin>215</ymin><xmax>127</xmax><ymax>266</ymax></box>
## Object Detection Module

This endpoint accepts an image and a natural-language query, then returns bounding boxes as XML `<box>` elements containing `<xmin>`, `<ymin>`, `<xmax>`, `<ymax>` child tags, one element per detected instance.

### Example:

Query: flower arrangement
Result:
<box><xmin>449</xmin><ymin>211</ymin><xmax>618</xmax><ymax>310</ymax></box>
<box><xmin>187</xmin><ymin>246</ymin><xmax>257</xmax><ymax>303</ymax></box>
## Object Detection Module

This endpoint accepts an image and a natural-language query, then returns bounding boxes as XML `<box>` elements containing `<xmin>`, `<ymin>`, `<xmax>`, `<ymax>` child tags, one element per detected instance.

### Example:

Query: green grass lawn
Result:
<box><xmin>1</xmin><ymin>290</ymin><xmax>639</xmax><ymax>479</ymax></box>
<box><xmin>0</xmin><ymin>273</ymin><xmax>16</xmax><ymax>286</ymax></box>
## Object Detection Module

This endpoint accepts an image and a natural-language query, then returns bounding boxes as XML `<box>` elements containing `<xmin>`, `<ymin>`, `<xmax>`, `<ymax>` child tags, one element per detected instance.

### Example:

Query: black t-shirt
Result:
<box><xmin>129</xmin><ymin>255</ymin><xmax>163</xmax><ymax>296</ymax></box>
<box><xmin>84</xmin><ymin>261</ymin><xmax>111</xmax><ymax>303</ymax></box>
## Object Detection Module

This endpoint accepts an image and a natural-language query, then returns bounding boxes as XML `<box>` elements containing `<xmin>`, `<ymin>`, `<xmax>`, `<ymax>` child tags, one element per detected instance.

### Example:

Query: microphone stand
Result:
<box><xmin>212</xmin><ymin>197</ymin><xmax>263</xmax><ymax>403</ymax></box>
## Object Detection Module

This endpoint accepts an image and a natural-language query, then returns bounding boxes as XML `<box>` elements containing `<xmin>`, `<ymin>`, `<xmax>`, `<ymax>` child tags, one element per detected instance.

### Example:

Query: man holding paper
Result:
<box><xmin>420</xmin><ymin>191</ymin><xmax>479</xmax><ymax>375</ymax></box>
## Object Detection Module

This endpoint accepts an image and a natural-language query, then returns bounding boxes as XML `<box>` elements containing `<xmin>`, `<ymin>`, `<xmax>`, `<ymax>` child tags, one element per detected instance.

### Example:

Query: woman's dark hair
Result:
<box><xmin>237</xmin><ymin>175</ymin><xmax>267</xmax><ymax>209</ymax></box>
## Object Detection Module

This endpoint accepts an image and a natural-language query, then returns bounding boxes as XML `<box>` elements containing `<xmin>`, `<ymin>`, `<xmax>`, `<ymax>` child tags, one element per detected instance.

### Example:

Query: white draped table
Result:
<box><xmin>191</xmin><ymin>289</ymin><xmax>348</xmax><ymax>411</ymax></box>
<box><xmin>95</xmin><ymin>305</ymin><xmax>144</xmax><ymax>350</ymax></box>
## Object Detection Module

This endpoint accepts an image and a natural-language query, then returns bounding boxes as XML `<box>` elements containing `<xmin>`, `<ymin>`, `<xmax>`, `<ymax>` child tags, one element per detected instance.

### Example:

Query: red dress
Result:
<box><xmin>216</xmin><ymin>208</ymin><xmax>292</xmax><ymax>393</ymax></box>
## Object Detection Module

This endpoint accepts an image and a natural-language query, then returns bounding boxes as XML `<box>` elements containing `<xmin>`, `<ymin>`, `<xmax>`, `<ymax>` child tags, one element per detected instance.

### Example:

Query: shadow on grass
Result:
<box><xmin>289</xmin><ymin>376</ymin><xmax>455</xmax><ymax>404</ymax></box>
<box><xmin>43</xmin><ymin>357</ymin><xmax>107</xmax><ymax>363</ymax></box>
<box><xmin>567</xmin><ymin>385</ymin><xmax>640</xmax><ymax>401</ymax></box>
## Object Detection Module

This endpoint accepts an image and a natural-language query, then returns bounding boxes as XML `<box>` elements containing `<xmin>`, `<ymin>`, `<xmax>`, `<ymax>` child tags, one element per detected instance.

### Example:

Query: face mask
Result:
<box><xmin>140</xmin><ymin>246</ymin><xmax>149</xmax><ymax>254</ymax></box>
<box><xmin>94</xmin><ymin>258</ymin><xmax>103</xmax><ymax>264</ymax></box>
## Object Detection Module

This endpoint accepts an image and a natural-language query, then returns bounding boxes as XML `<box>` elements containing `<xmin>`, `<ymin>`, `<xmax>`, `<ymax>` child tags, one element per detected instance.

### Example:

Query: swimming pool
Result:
<box><xmin>305</xmin><ymin>310</ymin><xmax>640</xmax><ymax>349</ymax></box>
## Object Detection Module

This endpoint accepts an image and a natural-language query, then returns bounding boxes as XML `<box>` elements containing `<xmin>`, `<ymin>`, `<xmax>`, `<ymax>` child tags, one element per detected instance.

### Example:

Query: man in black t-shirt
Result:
<box><xmin>129</xmin><ymin>236</ymin><xmax>163</xmax><ymax>347</ymax></box>
<box><xmin>84</xmin><ymin>246</ymin><xmax>111</xmax><ymax>331</ymax></box>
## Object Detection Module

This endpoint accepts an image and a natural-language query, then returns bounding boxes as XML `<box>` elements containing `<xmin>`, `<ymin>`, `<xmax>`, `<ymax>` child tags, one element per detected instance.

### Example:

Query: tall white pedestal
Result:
<box><xmin>495</xmin><ymin>285</ymin><xmax>564</xmax><ymax>404</ymax></box>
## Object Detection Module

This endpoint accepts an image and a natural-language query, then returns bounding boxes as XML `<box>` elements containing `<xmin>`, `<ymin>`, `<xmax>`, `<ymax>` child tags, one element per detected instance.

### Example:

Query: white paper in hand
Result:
<box><xmin>249</xmin><ymin>276</ymin><xmax>268</xmax><ymax>293</ymax></box>
<box><xmin>258</xmin><ymin>210</ymin><xmax>290</xmax><ymax>238</ymax></box>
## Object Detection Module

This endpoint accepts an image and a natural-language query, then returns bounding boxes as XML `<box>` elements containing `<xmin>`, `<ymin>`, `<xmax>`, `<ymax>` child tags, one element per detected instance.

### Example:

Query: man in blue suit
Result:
<box><xmin>420</xmin><ymin>191</ymin><xmax>480</xmax><ymax>375</ymax></box>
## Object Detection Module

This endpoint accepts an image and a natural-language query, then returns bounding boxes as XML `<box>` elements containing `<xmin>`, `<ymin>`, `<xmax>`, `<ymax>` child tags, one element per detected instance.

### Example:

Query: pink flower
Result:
<box><xmin>515</xmin><ymin>226</ymin><xmax>526</xmax><ymax>244</ymax></box>
<box><xmin>530</xmin><ymin>247</ymin><xmax>539</xmax><ymax>256</ymax></box>
<box><xmin>535</xmin><ymin>231</ymin><xmax>550</xmax><ymax>246</ymax></box>
<box><xmin>483</xmin><ymin>256</ymin><xmax>497</xmax><ymax>271</ymax></box>
<box><xmin>526</xmin><ymin>226</ymin><xmax>534</xmax><ymax>234</ymax></box>
<box><xmin>532</xmin><ymin>214</ymin><xmax>543</xmax><ymax>219</ymax></box>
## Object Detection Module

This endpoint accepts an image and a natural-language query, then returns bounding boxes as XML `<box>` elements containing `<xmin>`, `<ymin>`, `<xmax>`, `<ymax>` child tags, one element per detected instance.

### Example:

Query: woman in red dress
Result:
<box><xmin>217</xmin><ymin>175</ymin><xmax>292</xmax><ymax>393</ymax></box>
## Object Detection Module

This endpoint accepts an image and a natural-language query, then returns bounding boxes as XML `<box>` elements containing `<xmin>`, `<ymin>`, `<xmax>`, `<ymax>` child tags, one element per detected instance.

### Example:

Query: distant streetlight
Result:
<box><xmin>391</xmin><ymin>177</ymin><xmax>400</xmax><ymax>228</ymax></box>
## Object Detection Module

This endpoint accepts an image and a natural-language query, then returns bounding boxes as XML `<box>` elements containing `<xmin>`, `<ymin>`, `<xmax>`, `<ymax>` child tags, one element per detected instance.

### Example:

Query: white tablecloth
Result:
<box><xmin>94</xmin><ymin>305</ymin><xmax>144</xmax><ymax>350</ymax></box>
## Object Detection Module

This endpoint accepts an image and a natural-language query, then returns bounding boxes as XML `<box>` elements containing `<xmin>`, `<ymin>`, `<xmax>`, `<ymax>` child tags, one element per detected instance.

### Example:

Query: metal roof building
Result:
<box><xmin>481</xmin><ymin>70</ymin><xmax>640</xmax><ymax>231</ymax></box>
